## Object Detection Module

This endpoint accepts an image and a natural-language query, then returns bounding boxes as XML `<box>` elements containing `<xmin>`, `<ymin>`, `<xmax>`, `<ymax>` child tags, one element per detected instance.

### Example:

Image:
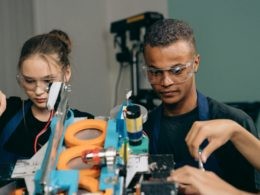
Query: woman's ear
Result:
<box><xmin>16</xmin><ymin>74</ymin><xmax>23</xmax><ymax>87</ymax></box>
<box><xmin>64</xmin><ymin>66</ymin><xmax>72</xmax><ymax>82</ymax></box>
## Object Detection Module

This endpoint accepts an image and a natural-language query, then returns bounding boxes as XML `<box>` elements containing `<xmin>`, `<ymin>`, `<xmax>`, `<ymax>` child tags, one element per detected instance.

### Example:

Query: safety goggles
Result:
<box><xmin>17</xmin><ymin>74</ymin><xmax>62</xmax><ymax>92</ymax></box>
<box><xmin>143</xmin><ymin>60</ymin><xmax>194</xmax><ymax>85</ymax></box>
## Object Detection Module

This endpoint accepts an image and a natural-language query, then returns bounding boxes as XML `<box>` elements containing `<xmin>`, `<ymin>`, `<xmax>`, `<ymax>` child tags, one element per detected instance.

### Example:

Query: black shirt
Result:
<box><xmin>158</xmin><ymin>107</ymin><xmax>198</xmax><ymax>162</ymax></box>
<box><xmin>144</xmin><ymin>95</ymin><xmax>260</xmax><ymax>192</ymax></box>
<box><xmin>0</xmin><ymin>96</ymin><xmax>94</xmax><ymax>158</ymax></box>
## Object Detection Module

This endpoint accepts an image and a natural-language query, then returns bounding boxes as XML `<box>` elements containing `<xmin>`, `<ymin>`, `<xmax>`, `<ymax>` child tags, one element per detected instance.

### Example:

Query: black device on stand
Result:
<box><xmin>110</xmin><ymin>12</ymin><xmax>163</xmax><ymax>109</ymax></box>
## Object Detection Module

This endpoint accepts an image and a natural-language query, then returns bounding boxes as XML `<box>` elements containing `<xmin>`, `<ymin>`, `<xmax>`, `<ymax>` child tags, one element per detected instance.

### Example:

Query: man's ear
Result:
<box><xmin>194</xmin><ymin>54</ymin><xmax>200</xmax><ymax>73</ymax></box>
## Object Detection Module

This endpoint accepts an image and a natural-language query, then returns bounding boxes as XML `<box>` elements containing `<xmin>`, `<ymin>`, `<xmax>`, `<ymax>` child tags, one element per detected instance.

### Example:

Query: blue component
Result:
<box><xmin>104</xmin><ymin>119</ymin><xmax>119</xmax><ymax>149</ymax></box>
<box><xmin>99</xmin><ymin>102</ymin><xmax>129</xmax><ymax>194</ymax></box>
<box><xmin>99</xmin><ymin>166</ymin><xmax>116</xmax><ymax>190</ymax></box>
<box><xmin>127</xmin><ymin>131</ymin><xmax>143</xmax><ymax>140</ymax></box>
<box><xmin>34</xmin><ymin>109</ymin><xmax>79</xmax><ymax>195</ymax></box>
<box><xmin>129</xmin><ymin>135</ymin><xmax>149</xmax><ymax>155</ymax></box>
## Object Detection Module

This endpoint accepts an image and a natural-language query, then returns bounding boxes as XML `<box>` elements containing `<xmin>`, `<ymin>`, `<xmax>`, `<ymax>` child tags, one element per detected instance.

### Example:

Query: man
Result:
<box><xmin>142</xmin><ymin>18</ymin><xmax>260</xmax><ymax>192</ymax></box>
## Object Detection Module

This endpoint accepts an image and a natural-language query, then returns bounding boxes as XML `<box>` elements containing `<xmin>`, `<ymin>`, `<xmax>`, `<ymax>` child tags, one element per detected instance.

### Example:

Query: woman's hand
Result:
<box><xmin>185</xmin><ymin>119</ymin><xmax>238</xmax><ymax>162</ymax></box>
<box><xmin>0</xmin><ymin>90</ymin><xmax>7</xmax><ymax>116</ymax></box>
<box><xmin>167</xmin><ymin>165</ymin><xmax>243</xmax><ymax>195</ymax></box>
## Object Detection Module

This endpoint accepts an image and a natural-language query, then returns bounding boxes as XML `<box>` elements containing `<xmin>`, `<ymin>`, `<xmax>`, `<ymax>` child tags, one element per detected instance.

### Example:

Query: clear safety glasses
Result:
<box><xmin>16</xmin><ymin>74</ymin><xmax>62</xmax><ymax>92</ymax></box>
<box><xmin>143</xmin><ymin>60</ymin><xmax>195</xmax><ymax>85</ymax></box>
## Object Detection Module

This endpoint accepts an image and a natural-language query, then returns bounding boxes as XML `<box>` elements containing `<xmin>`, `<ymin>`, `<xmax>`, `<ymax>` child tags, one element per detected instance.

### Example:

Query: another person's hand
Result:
<box><xmin>185</xmin><ymin>119</ymin><xmax>238</xmax><ymax>162</ymax></box>
<box><xmin>0</xmin><ymin>90</ymin><xmax>7</xmax><ymax>116</ymax></box>
<box><xmin>167</xmin><ymin>165</ymin><xmax>243</xmax><ymax>195</ymax></box>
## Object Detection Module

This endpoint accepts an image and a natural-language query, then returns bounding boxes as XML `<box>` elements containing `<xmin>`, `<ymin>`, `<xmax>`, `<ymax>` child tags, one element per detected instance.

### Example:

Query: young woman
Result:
<box><xmin>0</xmin><ymin>30</ymin><xmax>94</xmax><ymax>165</ymax></box>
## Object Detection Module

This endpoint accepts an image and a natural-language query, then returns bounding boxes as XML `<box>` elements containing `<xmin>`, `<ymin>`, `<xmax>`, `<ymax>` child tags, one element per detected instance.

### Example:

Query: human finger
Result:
<box><xmin>185</xmin><ymin>121</ymin><xmax>201</xmax><ymax>143</ymax></box>
<box><xmin>186</xmin><ymin>122</ymin><xmax>210</xmax><ymax>160</ymax></box>
<box><xmin>201</xmin><ymin>140</ymin><xmax>223</xmax><ymax>162</ymax></box>
<box><xmin>167</xmin><ymin>166</ymin><xmax>204</xmax><ymax>194</ymax></box>
<box><xmin>0</xmin><ymin>90</ymin><xmax>7</xmax><ymax>116</ymax></box>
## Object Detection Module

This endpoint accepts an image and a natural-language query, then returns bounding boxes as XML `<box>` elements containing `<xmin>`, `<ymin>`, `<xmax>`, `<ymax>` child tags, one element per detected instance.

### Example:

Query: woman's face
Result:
<box><xmin>18</xmin><ymin>54</ymin><xmax>71</xmax><ymax>110</ymax></box>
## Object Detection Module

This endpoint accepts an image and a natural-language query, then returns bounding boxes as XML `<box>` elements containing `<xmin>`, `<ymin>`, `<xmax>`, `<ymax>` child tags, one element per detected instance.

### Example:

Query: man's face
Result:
<box><xmin>144</xmin><ymin>40</ymin><xmax>199</xmax><ymax>106</ymax></box>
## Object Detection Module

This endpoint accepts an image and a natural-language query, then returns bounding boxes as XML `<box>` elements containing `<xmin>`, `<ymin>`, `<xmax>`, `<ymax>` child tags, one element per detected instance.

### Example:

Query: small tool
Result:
<box><xmin>198</xmin><ymin>149</ymin><xmax>205</xmax><ymax>171</ymax></box>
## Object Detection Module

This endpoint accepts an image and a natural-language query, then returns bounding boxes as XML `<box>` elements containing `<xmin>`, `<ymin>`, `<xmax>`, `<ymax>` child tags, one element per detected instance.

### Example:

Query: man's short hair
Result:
<box><xmin>144</xmin><ymin>18</ymin><xmax>197</xmax><ymax>53</ymax></box>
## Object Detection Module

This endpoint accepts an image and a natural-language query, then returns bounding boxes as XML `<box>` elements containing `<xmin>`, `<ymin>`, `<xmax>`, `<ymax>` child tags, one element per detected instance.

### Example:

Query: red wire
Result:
<box><xmin>34</xmin><ymin>110</ymin><xmax>54</xmax><ymax>153</ymax></box>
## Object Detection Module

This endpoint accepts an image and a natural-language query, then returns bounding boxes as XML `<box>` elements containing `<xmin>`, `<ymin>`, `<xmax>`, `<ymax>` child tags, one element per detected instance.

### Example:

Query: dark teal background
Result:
<box><xmin>168</xmin><ymin>0</ymin><xmax>260</xmax><ymax>103</ymax></box>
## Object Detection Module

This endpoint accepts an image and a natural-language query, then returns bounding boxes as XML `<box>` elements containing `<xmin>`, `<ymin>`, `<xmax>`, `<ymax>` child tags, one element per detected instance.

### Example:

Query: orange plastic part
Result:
<box><xmin>14</xmin><ymin>188</ymin><xmax>26</xmax><ymax>195</ymax></box>
<box><xmin>57</xmin><ymin>144</ymin><xmax>102</xmax><ymax>178</ymax></box>
<box><xmin>79</xmin><ymin>175</ymin><xmax>99</xmax><ymax>192</ymax></box>
<box><xmin>65</xmin><ymin>119</ymin><xmax>107</xmax><ymax>147</ymax></box>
